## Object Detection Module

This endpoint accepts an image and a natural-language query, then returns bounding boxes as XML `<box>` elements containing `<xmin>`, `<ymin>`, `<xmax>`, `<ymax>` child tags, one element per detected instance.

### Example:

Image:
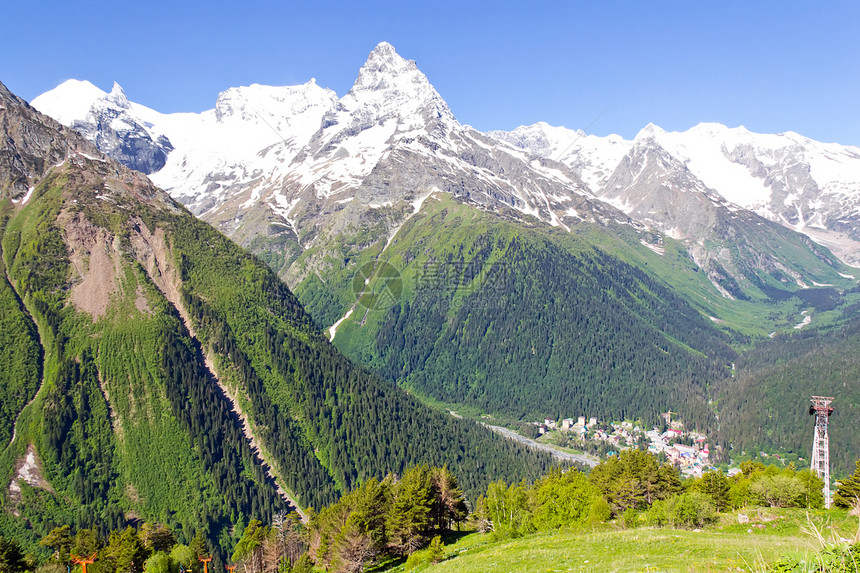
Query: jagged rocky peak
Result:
<box><xmin>30</xmin><ymin>79</ymin><xmax>173</xmax><ymax>175</ymax></box>
<box><xmin>1</xmin><ymin>81</ymin><xmax>75</xmax><ymax>199</ymax></box>
<box><xmin>329</xmin><ymin>41</ymin><xmax>455</xmax><ymax>128</ymax></box>
<box><xmin>104</xmin><ymin>81</ymin><xmax>131</xmax><ymax>109</ymax></box>
<box><xmin>354</xmin><ymin>41</ymin><xmax>421</xmax><ymax>90</ymax></box>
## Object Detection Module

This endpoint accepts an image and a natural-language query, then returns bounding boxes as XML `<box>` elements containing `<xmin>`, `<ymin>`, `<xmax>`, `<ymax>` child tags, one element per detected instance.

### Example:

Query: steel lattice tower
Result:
<box><xmin>809</xmin><ymin>396</ymin><xmax>834</xmax><ymax>508</ymax></box>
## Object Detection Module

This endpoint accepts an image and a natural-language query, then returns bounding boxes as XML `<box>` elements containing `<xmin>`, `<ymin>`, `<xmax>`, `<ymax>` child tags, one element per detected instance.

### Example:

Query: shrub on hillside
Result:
<box><xmin>836</xmin><ymin>460</ymin><xmax>860</xmax><ymax>509</ymax></box>
<box><xmin>646</xmin><ymin>491</ymin><xmax>715</xmax><ymax>529</ymax></box>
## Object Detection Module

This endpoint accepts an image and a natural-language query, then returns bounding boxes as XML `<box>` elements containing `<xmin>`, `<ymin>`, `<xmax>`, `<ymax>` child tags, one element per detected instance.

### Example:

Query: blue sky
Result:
<box><xmin>3</xmin><ymin>1</ymin><xmax>858</xmax><ymax>144</ymax></box>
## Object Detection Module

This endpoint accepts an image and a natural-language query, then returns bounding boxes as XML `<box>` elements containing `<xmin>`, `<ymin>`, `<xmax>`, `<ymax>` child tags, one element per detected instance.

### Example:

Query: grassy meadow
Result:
<box><xmin>377</xmin><ymin>508</ymin><xmax>860</xmax><ymax>573</ymax></box>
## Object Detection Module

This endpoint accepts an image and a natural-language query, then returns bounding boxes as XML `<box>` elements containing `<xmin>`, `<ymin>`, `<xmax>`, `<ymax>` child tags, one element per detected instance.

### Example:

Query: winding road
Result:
<box><xmin>485</xmin><ymin>424</ymin><xmax>599</xmax><ymax>467</ymax></box>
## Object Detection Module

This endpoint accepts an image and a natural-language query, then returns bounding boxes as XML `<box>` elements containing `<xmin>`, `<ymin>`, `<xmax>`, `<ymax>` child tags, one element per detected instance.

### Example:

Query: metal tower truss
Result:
<box><xmin>809</xmin><ymin>396</ymin><xmax>834</xmax><ymax>508</ymax></box>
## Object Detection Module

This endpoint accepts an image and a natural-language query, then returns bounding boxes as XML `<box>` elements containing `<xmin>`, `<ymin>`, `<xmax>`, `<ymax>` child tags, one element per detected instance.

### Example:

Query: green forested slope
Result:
<box><xmin>1</xmin><ymin>171</ymin><xmax>287</xmax><ymax>549</ymax></box>
<box><xmin>718</xmin><ymin>310</ymin><xmax>860</xmax><ymax>475</ymax></box>
<box><xmin>0</xmin><ymin>208</ymin><xmax>41</xmax><ymax>449</ymax></box>
<box><xmin>164</xmin><ymin>206</ymin><xmax>557</xmax><ymax>505</ymax></box>
<box><xmin>313</xmin><ymin>196</ymin><xmax>736</xmax><ymax>428</ymax></box>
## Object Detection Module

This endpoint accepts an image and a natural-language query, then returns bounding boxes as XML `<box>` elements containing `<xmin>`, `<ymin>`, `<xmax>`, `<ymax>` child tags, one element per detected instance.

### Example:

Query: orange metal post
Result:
<box><xmin>71</xmin><ymin>553</ymin><xmax>97</xmax><ymax>573</ymax></box>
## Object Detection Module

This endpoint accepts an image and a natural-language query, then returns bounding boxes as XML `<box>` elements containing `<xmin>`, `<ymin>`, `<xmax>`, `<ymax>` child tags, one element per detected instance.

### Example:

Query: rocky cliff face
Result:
<box><xmin>70</xmin><ymin>83</ymin><xmax>174</xmax><ymax>174</ymax></box>
<box><xmin>31</xmin><ymin>81</ymin><xmax>173</xmax><ymax>175</ymax></box>
<box><xmin>0</xmin><ymin>82</ymin><xmax>103</xmax><ymax>200</ymax></box>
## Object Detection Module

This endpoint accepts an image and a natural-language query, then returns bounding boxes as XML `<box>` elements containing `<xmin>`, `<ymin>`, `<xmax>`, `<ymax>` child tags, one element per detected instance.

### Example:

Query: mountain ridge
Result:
<box><xmin>494</xmin><ymin>119</ymin><xmax>860</xmax><ymax>264</ymax></box>
<box><xmin>30</xmin><ymin>43</ymin><xmax>860</xmax><ymax>282</ymax></box>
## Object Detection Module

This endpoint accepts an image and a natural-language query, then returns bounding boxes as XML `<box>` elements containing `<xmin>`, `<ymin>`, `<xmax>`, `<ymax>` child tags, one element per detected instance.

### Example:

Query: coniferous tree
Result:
<box><xmin>589</xmin><ymin>450</ymin><xmax>681</xmax><ymax>514</ymax></box>
<box><xmin>231</xmin><ymin>521</ymin><xmax>268</xmax><ymax>573</ymax></box>
<box><xmin>836</xmin><ymin>460</ymin><xmax>860</xmax><ymax>509</ymax></box>
<box><xmin>385</xmin><ymin>467</ymin><xmax>433</xmax><ymax>556</ymax></box>
<box><xmin>429</xmin><ymin>467</ymin><xmax>467</xmax><ymax>532</ymax></box>
<box><xmin>694</xmin><ymin>471</ymin><xmax>731</xmax><ymax>511</ymax></box>
<box><xmin>71</xmin><ymin>529</ymin><xmax>101</xmax><ymax>559</ymax></box>
<box><xmin>0</xmin><ymin>537</ymin><xmax>30</xmax><ymax>573</ymax></box>
<box><xmin>40</xmin><ymin>526</ymin><xmax>73</xmax><ymax>563</ymax></box>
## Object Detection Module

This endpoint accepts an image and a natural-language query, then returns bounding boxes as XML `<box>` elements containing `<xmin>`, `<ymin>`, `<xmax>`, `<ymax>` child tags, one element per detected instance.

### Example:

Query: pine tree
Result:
<box><xmin>0</xmin><ymin>536</ymin><xmax>28</xmax><ymax>573</ymax></box>
<box><xmin>385</xmin><ymin>467</ymin><xmax>432</xmax><ymax>556</ymax></box>
<box><xmin>695</xmin><ymin>471</ymin><xmax>731</xmax><ymax>511</ymax></box>
<box><xmin>429</xmin><ymin>467</ymin><xmax>467</xmax><ymax>532</ymax></box>
<box><xmin>426</xmin><ymin>536</ymin><xmax>444</xmax><ymax>564</ymax></box>
<box><xmin>835</xmin><ymin>460</ymin><xmax>860</xmax><ymax>508</ymax></box>
<box><xmin>40</xmin><ymin>525</ymin><xmax>73</xmax><ymax>562</ymax></box>
<box><xmin>189</xmin><ymin>531</ymin><xmax>209</xmax><ymax>573</ymax></box>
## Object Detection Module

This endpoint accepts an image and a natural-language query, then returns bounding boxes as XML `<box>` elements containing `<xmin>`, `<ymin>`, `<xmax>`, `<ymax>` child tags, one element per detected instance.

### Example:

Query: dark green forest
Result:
<box><xmin>164</xmin><ymin>204</ymin><xmax>559</xmax><ymax>506</ymax></box>
<box><xmin>323</xmin><ymin>202</ymin><xmax>736</xmax><ymax>429</ymax></box>
<box><xmin>718</xmin><ymin>311</ymin><xmax>860</xmax><ymax>475</ymax></box>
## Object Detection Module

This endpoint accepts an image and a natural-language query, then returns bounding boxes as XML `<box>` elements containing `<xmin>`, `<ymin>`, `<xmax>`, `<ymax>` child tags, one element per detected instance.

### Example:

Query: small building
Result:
<box><xmin>674</xmin><ymin>444</ymin><xmax>698</xmax><ymax>458</ymax></box>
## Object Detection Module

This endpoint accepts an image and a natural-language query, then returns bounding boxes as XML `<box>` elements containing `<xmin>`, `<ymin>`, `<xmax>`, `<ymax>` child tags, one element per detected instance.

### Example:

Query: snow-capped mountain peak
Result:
<box><xmin>29</xmin><ymin>43</ymin><xmax>860</xmax><ymax>275</ymax></box>
<box><xmin>31</xmin><ymin>79</ymin><xmax>106</xmax><ymax>126</ymax></box>
<box><xmin>213</xmin><ymin>80</ymin><xmax>336</xmax><ymax>125</ymax></box>
<box><xmin>490</xmin><ymin>122</ymin><xmax>631</xmax><ymax>192</ymax></box>
<box><xmin>104</xmin><ymin>82</ymin><xmax>131</xmax><ymax>109</ymax></box>
<box><xmin>332</xmin><ymin>42</ymin><xmax>455</xmax><ymax>130</ymax></box>
<box><xmin>634</xmin><ymin>122</ymin><xmax>666</xmax><ymax>141</ymax></box>
<box><xmin>353</xmin><ymin>41</ymin><xmax>419</xmax><ymax>90</ymax></box>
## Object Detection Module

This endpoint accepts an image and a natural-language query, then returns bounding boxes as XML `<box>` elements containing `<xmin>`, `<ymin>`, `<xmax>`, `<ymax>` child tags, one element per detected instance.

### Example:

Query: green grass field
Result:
<box><xmin>378</xmin><ymin>508</ymin><xmax>859</xmax><ymax>573</ymax></box>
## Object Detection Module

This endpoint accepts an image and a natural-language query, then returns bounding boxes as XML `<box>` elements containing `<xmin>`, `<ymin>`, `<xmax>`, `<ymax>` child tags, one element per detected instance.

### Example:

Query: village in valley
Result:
<box><xmin>534</xmin><ymin>411</ymin><xmax>716</xmax><ymax>477</ymax></box>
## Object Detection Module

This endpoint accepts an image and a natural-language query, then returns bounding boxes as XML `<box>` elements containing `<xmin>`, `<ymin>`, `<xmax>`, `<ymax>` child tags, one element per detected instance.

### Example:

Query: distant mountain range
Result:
<box><xmin>32</xmin><ymin>42</ymin><xmax>860</xmax><ymax>271</ymax></box>
<box><xmin>494</xmin><ymin>121</ymin><xmax>860</xmax><ymax>265</ymax></box>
